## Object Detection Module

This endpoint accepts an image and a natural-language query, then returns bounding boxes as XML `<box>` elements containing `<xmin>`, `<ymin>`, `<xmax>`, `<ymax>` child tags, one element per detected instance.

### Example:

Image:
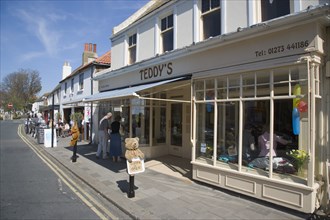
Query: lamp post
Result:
<box><xmin>51</xmin><ymin>93</ymin><xmax>54</xmax><ymax>148</ymax></box>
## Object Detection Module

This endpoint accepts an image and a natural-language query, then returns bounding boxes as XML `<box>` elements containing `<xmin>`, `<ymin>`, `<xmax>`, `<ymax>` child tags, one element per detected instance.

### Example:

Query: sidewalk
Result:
<box><xmin>29</xmin><ymin>133</ymin><xmax>309</xmax><ymax>219</ymax></box>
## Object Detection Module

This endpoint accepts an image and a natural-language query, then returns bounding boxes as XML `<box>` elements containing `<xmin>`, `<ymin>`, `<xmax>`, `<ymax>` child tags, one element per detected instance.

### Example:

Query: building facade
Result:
<box><xmin>87</xmin><ymin>0</ymin><xmax>330</xmax><ymax>213</ymax></box>
<box><xmin>60</xmin><ymin>43</ymin><xmax>111</xmax><ymax>142</ymax></box>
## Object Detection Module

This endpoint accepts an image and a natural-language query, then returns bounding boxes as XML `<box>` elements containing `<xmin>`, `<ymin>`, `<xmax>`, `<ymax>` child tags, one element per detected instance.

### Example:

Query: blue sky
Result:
<box><xmin>1</xmin><ymin>0</ymin><xmax>148</xmax><ymax>96</ymax></box>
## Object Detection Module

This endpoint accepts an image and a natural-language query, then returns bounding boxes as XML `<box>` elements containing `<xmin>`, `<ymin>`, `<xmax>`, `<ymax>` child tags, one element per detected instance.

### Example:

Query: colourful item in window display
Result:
<box><xmin>297</xmin><ymin>100</ymin><xmax>308</xmax><ymax>113</ymax></box>
<box><xmin>292</xmin><ymin>107</ymin><xmax>300</xmax><ymax>135</ymax></box>
<box><xmin>293</xmin><ymin>84</ymin><xmax>301</xmax><ymax>108</ymax></box>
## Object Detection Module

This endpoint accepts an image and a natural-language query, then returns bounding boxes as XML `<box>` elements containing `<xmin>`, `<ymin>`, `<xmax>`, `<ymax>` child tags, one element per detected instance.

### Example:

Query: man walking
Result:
<box><xmin>96</xmin><ymin>112</ymin><xmax>112</xmax><ymax>159</ymax></box>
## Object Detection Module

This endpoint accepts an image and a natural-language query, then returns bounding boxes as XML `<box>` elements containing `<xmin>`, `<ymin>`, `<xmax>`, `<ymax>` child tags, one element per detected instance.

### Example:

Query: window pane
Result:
<box><xmin>211</xmin><ymin>0</ymin><xmax>220</xmax><ymax>9</ymax></box>
<box><xmin>129</xmin><ymin>46</ymin><xmax>136</xmax><ymax>64</ymax></box>
<box><xmin>201</xmin><ymin>0</ymin><xmax>210</xmax><ymax>13</ymax></box>
<box><xmin>153</xmin><ymin>106</ymin><xmax>166</xmax><ymax>144</ymax></box>
<box><xmin>132</xmin><ymin>106</ymin><xmax>150</xmax><ymax>145</ymax></box>
<box><xmin>242</xmin><ymin>73</ymin><xmax>255</xmax><ymax>98</ymax></box>
<box><xmin>261</xmin><ymin>0</ymin><xmax>290</xmax><ymax>21</ymax></box>
<box><xmin>161</xmin><ymin>17</ymin><xmax>167</xmax><ymax>31</ymax></box>
<box><xmin>216</xmin><ymin>101</ymin><xmax>239</xmax><ymax>171</ymax></box>
<box><xmin>228</xmin><ymin>75</ymin><xmax>240</xmax><ymax>98</ymax></box>
<box><xmin>167</xmin><ymin>14</ymin><xmax>173</xmax><ymax>28</ymax></box>
<box><xmin>217</xmin><ymin>78</ymin><xmax>227</xmax><ymax>100</ymax></box>
<box><xmin>195</xmin><ymin>102</ymin><xmax>214</xmax><ymax>163</ymax></box>
<box><xmin>256</xmin><ymin>71</ymin><xmax>269</xmax><ymax>97</ymax></box>
<box><xmin>203</xmin><ymin>8</ymin><xmax>220</xmax><ymax>39</ymax></box>
<box><xmin>162</xmin><ymin>29</ymin><xmax>173</xmax><ymax>52</ymax></box>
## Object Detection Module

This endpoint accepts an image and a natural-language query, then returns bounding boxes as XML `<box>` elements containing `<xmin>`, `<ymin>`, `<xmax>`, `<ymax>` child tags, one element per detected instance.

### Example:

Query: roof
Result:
<box><xmin>60</xmin><ymin>50</ymin><xmax>111</xmax><ymax>83</ymax></box>
<box><xmin>113</xmin><ymin>0</ymin><xmax>171</xmax><ymax>35</ymax></box>
<box><xmin>95</xmin><ymin>50</ymin><xmax>111</xmax><ymax>65</ymax></box>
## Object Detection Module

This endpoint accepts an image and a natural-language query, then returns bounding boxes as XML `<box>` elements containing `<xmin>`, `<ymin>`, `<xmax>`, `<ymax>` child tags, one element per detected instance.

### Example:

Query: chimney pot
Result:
<box><xmin>93</xmin><ymin>44</ymin><xmax>97</xmax><ymax>53</ymax></box>
<box><xmin>89</xmin><ymin>43</ymin><xmax>92</xmax><ymax>51</ymax></box>
<box><xmin>84</xmin><ymin>43</ymin><xmax>88</xmax><ymax>51</ymax></box>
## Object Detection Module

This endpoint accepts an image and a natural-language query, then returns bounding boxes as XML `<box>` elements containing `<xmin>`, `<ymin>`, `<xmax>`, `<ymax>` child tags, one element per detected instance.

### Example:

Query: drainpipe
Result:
<box><xmin>90</xmin><ymin>66</ymin><xmax>94</xmax><ymax>144</ymax></box>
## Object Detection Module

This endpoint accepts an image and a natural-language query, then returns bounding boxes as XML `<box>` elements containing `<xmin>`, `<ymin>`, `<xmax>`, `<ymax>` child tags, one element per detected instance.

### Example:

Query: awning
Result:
<box><xmin>83</xmin><ymin>77</ymin><xmax>189</xmax><ymax>103</ymax></box>
<box><xmin>39</xmin><ymin>105</ymin><xmax>60</xmax><ymax>112</ymax></box>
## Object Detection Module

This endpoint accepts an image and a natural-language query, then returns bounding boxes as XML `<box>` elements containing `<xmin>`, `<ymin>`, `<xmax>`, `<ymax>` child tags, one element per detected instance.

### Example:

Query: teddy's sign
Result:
<box><xmin>127</xmin><ymin>158</ymin><xmax>145</xmax><ymax>175</ymax></box>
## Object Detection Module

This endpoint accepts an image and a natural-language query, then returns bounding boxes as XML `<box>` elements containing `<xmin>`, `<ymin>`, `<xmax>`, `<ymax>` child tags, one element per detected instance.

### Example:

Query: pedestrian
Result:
<box><xmin>96</xmin><ymin>112</ymin><xmax>112</xmax><ymax>159</ymax></box>
<box><xmin>70</xmin><ymin>121</ymin><xmax>80</xmax><ymax>162</ymax></box>
<box><xmin>110</xmin><ymin>115</ymin><xmax>123</xmax><ymax>162</ymax></box>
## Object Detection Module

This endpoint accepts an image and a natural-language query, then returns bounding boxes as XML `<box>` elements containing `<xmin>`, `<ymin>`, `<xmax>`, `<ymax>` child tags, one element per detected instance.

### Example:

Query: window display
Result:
<box><xmin>194</xmin><ymin>64</ymin><xmax>311</xmax><ymax>182</ymax></box>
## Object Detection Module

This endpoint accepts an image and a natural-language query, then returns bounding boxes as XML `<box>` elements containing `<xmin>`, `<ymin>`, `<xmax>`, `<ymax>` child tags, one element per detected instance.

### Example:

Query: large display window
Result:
<box><xmin>194</xmin><ymin>63</ymin><xmax>315</xmax><ymax>184</ymax></box>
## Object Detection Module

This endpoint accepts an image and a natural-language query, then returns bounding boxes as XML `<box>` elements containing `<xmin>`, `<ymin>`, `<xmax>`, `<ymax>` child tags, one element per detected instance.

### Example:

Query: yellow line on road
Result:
<box><xmin>18</xmin><ymin>125</ymin><xmax>119</xmax><ymax>220</ymax></box>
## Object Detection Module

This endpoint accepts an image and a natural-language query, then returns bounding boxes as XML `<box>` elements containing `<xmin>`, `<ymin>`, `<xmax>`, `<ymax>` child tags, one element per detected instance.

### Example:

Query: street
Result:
<box><xmin>0</xmin><ymin>120</ymin><xmax>130</xmax><ymax>220</ymax></box>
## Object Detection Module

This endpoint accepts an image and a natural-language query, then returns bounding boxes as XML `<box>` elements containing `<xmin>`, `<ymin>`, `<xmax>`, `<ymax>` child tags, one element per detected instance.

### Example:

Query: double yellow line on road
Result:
<box><xmin>18</xmin><ymin>125</ymin><xmax>118</xmax><ymax>220</ymax></box>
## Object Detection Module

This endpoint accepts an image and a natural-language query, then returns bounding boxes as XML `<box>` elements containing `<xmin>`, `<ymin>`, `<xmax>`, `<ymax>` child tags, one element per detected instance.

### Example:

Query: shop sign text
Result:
<box><xmin>140</xmin><ymin>62</ymin><xmax>173</xmax><ymax>81</ymax></box>
<box><xmin>255</xmin><ymin>40</ymin><xmax>309</xmax><ymax>57</ymax></box>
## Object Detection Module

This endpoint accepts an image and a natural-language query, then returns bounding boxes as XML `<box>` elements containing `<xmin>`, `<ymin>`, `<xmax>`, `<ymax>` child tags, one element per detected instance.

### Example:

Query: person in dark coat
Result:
<box><xmin>110</xmin><ymin>115</ymin><xmax>123</xmax><ymax>162</ymax></box>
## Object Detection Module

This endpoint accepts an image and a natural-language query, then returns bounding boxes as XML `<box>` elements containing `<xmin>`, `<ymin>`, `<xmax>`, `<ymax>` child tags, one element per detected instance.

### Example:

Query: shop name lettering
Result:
<box><xmin>140</xmin><ymin>62</ymin><xmax>173</xmax><ymax>80</ymax></box>
<box><xmin>255</xmin><ymin>40</ymin><xmax>309</xmax><ymax>57</ymax></box>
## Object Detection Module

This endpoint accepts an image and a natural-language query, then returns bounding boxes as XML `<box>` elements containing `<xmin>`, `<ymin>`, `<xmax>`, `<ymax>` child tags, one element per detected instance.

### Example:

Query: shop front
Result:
<box><xmin>188</xmin><ymin>18</ymin><xmax>329</xmax><ymax>213</ymax></box>
<box><xmin>84</xmin><ymin>77</ymin><xmax>192</xmax><ymax>159</ymax></box>
<box><xmin>91</xmin><ymin>6</ymin><xmax>329</xmax><ymax>213</ymax></box>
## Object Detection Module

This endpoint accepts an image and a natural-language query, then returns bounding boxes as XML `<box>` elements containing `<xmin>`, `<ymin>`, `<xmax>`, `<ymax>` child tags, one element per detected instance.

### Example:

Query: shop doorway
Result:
<box><xmin>169</xmin><ymin>103</ymin><xmax>183</xmax><ymax>157</ymax></box>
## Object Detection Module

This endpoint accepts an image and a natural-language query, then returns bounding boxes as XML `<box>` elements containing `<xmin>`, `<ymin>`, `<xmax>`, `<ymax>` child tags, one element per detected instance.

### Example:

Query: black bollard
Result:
<box><xmin>128</xmin><ymin>175</ymin><xmax>135</xmax><ymax>198</ymax></box>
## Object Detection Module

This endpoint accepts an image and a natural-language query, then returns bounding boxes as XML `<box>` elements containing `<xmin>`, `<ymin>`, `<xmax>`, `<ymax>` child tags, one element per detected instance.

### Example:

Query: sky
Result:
<box><xmin>0</xmin><ymin>0</ymin><xmax>149</xmax><ymax>96</ymax></box>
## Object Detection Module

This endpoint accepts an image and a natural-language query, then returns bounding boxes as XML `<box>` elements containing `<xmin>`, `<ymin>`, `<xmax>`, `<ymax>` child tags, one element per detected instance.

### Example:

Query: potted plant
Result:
<box><xmin>287</xmin><ymin>149</ymin><xmax>309</xmax><ymax>177</ymax></box>
<box><xmin>70</xmin><ymin>112</ymin><xmax>83</xmax><ymax>123</ymax></box>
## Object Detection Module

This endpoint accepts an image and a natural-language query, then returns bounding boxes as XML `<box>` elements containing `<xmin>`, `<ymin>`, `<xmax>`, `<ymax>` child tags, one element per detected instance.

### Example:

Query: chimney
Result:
<box><xmin>62</xmin><ymin>61</ymin><xmax>72</xmax><ymax>80</ymax></box>
<box><xmin>82</xmin><ymin>43</ymin><xmax>98</xmax><ymax>65</ymax></box>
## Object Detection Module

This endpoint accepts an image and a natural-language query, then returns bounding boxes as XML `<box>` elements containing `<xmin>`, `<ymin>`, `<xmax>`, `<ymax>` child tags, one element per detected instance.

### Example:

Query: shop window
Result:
<box><xmin>216</xmin><ymin>101</ymin><xmax>239</xmax><ymax>170</ymax></box>
<box><xmin>261</xmin><ymin>0</ymin><xmax>290</xmax><ymax>22</ymax></box>
<box><xmin>128</xmin><ymin>33</ymin><xmax>136</xmax><ymax>64</ymax></box>
<box><xmin>195</xmin><ymin>102</ymin><xmax>215</xmax><ymax>163</ymax></box>
<box><xmin>131</xmin><ymin>98</ymin><xmax>150</xmax><ymax>145</ymax></box>
<box><xmin>161</xmin><ymin>14</ymin><xmax>173</xmax><ymax>53</ymax></box>
<box><xmin>152</xmin><ymin>93</ymin><xmax>167</xmax><ymax>145</ymax></box>
<box><xmin>79</xmin><ymin>73</ymin><xmax>84</xmax><ymax>91</ymax></box>
<box><xmin>194</xmin><ymin>63</ymin><xmax>313</xmax><ymax>182</ymax></box>
<box><xmin>201</xmin><ymin>0</ymin><xmax>220</xmax><ymax>40</ymax></box>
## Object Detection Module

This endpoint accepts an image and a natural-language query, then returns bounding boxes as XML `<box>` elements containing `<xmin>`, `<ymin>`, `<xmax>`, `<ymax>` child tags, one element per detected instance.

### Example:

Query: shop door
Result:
<box><xmin>169</xmin><ymin>103</ymin><xmax>183</xmax><ymax>157</ymax></box>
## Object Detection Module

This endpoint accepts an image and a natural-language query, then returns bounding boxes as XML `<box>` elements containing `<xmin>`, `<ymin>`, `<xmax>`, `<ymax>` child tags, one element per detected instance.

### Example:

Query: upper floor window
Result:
<box><xmin>128</xmin><ymin>33</ymin><xmax>137</xmax><ymax>64</ymax></box>
<box><xmin>201</xmin><ymin>0</ymin><xmax>220</xmax><ymax>40</ymax></box>
<box><xmin>161</xmin><ymin>14</ymin><xmax>173</xmax><ymax>53</ymax></box>
<box><xmin>79</xmin><ymin>73</ymin><xmax>84</xmax><ymax>90</ymax></box>
<box><xmin>64</xmin><ymin>82</ymin><xmax>67</xmax><ymax>95</ymax></box>
<box><xmin>261</xmin><ymin>0</ymin><xmax>290</xmax><ymax>21</ymax></box>
<box><xmin>71</xmin><ymin>78</ymin><xmax>74</xmax><ymax>94</ymax></box>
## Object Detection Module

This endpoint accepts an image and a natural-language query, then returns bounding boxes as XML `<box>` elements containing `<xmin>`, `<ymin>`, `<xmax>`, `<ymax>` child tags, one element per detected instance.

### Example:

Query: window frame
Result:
<box><xmin>160</xmin><ymin>13</ymin><xmax>174</xmax><ymax>53</ymax></box>
<box><xmin>200</xmin><ymin>0</ymin><xmax>221</xmax><ymax>40</ymax></box>
<box><xmin>71</xmin><ymin>78</ymin><xmax>74</xmax><ymax>94</ymax></box>
<box><xmin>128</xmin><ymin>33</ymin><xmax>137</xmax><ymax>64</ymax></box>
<box><xmin>79</xmin><ymin>73</ymin><xmax>84</xmax><ymax>91</ymax></box>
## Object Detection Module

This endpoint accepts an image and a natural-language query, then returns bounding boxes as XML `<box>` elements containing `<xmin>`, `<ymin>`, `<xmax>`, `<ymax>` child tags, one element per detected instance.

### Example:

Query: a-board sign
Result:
<box><xmin>126</xmin><ymin>158</ymin><xmax>145</xmax><ymax>175</ymax></box>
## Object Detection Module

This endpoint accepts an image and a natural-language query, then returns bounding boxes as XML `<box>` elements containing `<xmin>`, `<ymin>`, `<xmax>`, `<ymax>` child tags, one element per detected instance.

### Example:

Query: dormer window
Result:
<box><xmin>160</xmin><ymin>14</ymin><xmax>173</xmax><ymax>53</ymax></box>
<box><xmin>128</xmin><ymin>33</ymin><xmax>137</xmax><ymax>64</ymax></box>
<box><xmin>201</xmin><ymin>0</ymin><xmax>220</xmax><ymax>40</ymax></box>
